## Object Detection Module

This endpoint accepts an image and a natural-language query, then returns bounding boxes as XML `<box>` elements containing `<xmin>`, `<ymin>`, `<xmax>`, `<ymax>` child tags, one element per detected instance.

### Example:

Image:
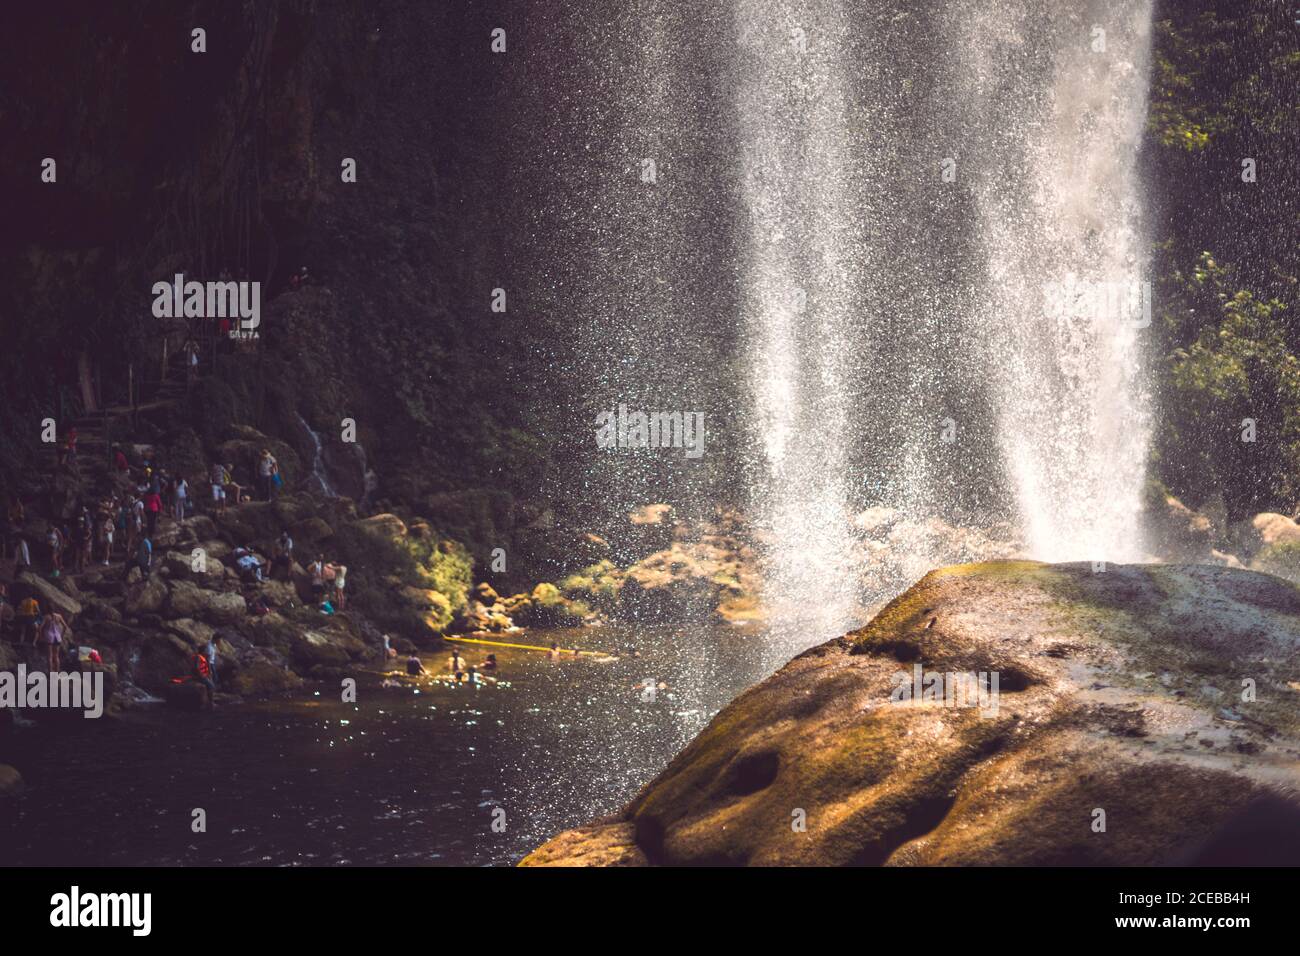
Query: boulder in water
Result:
<box><xmin>226</xmin><ymin>659</ymin><xmax>303</xmax><ymax>697</ymax></box>
<box><xmin>290</xmin><ymin>626</ymin><xmax>365</xmax><ymax>668</ymax></box>
<box><xmin>0</xmin><ymin>764</ymin><xmax>25</xmax><ymax>798</ymax></box>
<box><xmin>163</xmin><ymin>680</ymin><xmax>212</xmax><ymax>711</ymax></box>
<box><xmin>524</xmin><ymin>561</ymin><xmax>1300</xmax><ymax>866</ymax></box>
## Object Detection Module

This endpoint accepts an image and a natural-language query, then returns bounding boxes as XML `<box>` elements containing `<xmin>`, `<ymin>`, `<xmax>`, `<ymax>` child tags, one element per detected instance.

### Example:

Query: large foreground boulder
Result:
<box><xmin>523</xmin><ymin>561</ymin><xmax>1300</xmax><ymax>866</ymax></box>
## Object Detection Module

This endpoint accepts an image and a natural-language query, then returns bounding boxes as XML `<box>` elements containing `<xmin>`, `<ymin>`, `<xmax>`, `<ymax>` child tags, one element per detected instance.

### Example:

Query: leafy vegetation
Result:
<box><xmin>333</xmin><ymin>519</ymin><xmax>473</xmax><ymax>637</ymax></box>
<box><xmin>1147</xmin><ymin>1</ymin><xmax>1300</xmax><ymax>518</ymax></box>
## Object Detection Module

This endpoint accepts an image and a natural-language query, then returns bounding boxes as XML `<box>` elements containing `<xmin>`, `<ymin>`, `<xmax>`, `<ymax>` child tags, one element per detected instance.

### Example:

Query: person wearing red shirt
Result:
<box><xmin>143</xmin><ymin>490</ymin><xmax>162</xmax><ymax>538</ymax></box>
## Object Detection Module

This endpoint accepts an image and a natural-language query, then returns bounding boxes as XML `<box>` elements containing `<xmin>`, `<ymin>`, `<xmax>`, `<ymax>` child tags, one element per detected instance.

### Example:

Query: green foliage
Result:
<box><xmin>1156</xmin><ymin>254</ymin><xmax>1300</xmax><ymax>515</ymax></box>
<box><xmin>517</xmin><ymin>582</ymin><xmax>590</xmax><ymax>626</ymax></box>
<box><xmin>330</xmin><ymin>522</ymin><xmax>421</xmax><ymax>636</ymax></box>
<box><xmin>530</xmin><ymin>582</ymin><xmax>561</xmax><ymax>603</ymax></box>
<box><xmin>1147</xmin><ymin>1</ymin><xmax>1300</xmax><ymax>518</ymax></box>
<box><xmin>420</xmin><ymin>489</ymin><xmax>516</xmax><ymax>561</ymax></box>
<box><xmin>1149</xmin><ymin>9</ymin><xmax>1298</xmax><ymax>149</ymax></box>
<box><xmin>419</xmin><ymin>589</ymin><xmax>454</xmax><ymax>633</ymax></box>
<box><xmin>558</xmin><ymin>560</ymin><xmax>621</xmax><ymax>614</ymax></box>
<box><xmin>405</xmin><ymin>535</ymin><xmax>473</xmax><ymax>613</ymax></box>
<box><xmin>331</xmin><ymin>519</ymin><xmax>472</xmax><ymax>638</ymax></box>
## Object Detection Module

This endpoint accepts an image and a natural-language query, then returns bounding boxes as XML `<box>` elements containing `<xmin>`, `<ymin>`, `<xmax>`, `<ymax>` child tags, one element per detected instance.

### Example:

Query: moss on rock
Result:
<box><xmin>527</xmin><ymin>560</ymin><xmax>1300</xmax><ymax>866</ymax></box>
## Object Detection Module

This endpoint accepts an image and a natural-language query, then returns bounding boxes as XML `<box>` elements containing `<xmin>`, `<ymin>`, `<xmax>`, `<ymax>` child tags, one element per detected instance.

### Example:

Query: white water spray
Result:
<box><xmin>740</xmin><ymin>0</ymin><xmax>1157</xmax><ymax>664</ymax></box>
<box><xmin>734</xmin><ymin>1</ymin><xmax>866</xmax><ymax>664</ymax></box>
<box><xmin>953</xmin><ymin>0</ymin><xmax>1155</xmax><ymax>562</ymax></box>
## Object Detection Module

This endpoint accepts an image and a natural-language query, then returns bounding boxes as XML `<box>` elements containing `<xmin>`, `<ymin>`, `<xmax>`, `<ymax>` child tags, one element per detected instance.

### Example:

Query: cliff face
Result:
<box><xmin>523</xmin><ymin>561</ymin><xmax>1300</xmax><ymax>866</ymax></box>
<box><xmin>1</xmin><ymin>0</ymin><xmax>564</xmax><ymax>584</ymax></box>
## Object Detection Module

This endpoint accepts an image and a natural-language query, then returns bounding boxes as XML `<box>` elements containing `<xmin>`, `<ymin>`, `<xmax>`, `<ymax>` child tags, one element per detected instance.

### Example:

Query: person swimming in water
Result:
<box><xmin>549</xmin><ymin>642</ymin><xmax>560</xmax><ymax>659</ymax></box>
<box><xmin>483</xmin><ymin>653</ymin><xmax>497</xmax><ymax>670</ymax></box>
<box><xmin>406</xmin><ymin>653</ymin><xmax>425</xmax><ymax>676</ymax></box>
<box><xmin>449</xmin><ymin>648</ymin><xmax>463</xmax><ymax>672</ymax></box>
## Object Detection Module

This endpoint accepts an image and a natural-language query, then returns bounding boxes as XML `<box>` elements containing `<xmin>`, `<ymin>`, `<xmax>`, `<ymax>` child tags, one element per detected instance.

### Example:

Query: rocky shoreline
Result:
<box><xmin>6</xmin><ymin>458</ymin><xmax>1300</xmax><ymax>830</ymax></box>
<box><xmin>5</xmin><ymin>476</ymin><xmax>1298</xmax><ymax>715</ymax></box>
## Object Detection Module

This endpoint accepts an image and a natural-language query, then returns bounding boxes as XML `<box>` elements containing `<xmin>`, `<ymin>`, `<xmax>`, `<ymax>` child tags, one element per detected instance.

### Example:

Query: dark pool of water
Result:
<box><xmin>0</xmin><ymin>625</ymin><xmax>772</xmax><ymax>866</ymax></box>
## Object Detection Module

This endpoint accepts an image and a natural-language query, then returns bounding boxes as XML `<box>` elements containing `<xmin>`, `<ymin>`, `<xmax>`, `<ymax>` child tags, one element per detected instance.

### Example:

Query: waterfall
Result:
<box><xmin>733</xmin><ymin>1</ymin><xmax>866</xmax><ymax>663</ymax></box>
<box><xmin>513</xmin><ymin>0</ymin><xmax>1157</xmax><ymax>663</ymax></box>
<box><xmin>951</xmin><ymin>0</ymin><xmax>1155</xmax><ymax>563</ymax></box>
<box><xmin>295</xmin><ymin>412</ymin><xmax>339</xmax><ymax>498</ymax></box>
<box><xmin>735</xmin><ymin>0</ymin><xmax>1156</xmax><ymax>657</ymax></box>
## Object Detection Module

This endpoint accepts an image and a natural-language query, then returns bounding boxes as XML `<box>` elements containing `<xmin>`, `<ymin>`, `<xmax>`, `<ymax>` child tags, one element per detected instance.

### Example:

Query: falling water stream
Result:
<box><xmin>738</xmin><ymin>0</ymin><xmax>1156</xmax><ymax>654</ymax></box>
<box><xmin>947</xmin><ymin>0</ymin><xmax>1155</xmax><ymax>563</ymax></box>
<box><xmin>733</xmin><ymin>2</ymin><xmax>867</xmax><ymax>666</ymax></box>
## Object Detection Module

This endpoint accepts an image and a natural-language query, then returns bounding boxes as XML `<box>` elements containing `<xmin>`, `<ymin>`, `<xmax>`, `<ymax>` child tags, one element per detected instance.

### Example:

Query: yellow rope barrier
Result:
<box><xmin>444</xmin><ymin>635</ymin><xmax>615</xmax><ymax>658</ymax></box>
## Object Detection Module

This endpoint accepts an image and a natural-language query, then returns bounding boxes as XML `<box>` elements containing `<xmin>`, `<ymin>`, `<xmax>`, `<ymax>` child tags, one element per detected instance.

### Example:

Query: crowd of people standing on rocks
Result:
<box><xmin>1</xmin><ymin>435</ymin><xmax>301</xmax><ymax>681</ymax></box>
<box><xmin>5</xmin><ymin>456</ymin><xmax>202</xmax><ymax>583</ymax></box>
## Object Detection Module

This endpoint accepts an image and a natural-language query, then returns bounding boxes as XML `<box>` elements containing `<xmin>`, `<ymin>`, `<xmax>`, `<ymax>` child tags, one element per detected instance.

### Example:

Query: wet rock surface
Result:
<box><xmin>523</xmin><ymin>561</ymin><xmax>1300</xmax><ymax>866</ymax></box>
